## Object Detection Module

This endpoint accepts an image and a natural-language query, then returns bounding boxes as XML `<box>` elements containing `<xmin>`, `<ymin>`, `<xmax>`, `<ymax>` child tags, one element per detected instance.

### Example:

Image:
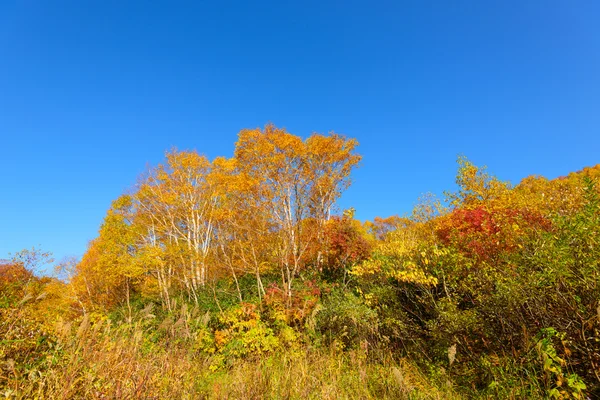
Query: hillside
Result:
<box><xmin>2</xmin><ymin>127</ymin><xmax>599</xmax><ymax>399</ymax></box>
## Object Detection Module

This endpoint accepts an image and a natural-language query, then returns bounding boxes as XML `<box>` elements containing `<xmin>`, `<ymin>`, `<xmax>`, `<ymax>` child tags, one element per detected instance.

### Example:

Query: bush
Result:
<box><xmin>315</xmin><ymin>289</ymin><xmax>379</xmax><ymax>349</ymax></box>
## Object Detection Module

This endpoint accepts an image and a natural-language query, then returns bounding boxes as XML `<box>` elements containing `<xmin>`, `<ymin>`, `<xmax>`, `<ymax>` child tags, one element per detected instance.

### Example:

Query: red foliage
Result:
<box><xmin>322</xmin><ymin>216</ymin><xmax>372</xmax><ymax>270</ymax></box>
<box><xmin>436</xmin><ymin>207</ymin><xmax>553</xmax><ymax>262</ymax></box>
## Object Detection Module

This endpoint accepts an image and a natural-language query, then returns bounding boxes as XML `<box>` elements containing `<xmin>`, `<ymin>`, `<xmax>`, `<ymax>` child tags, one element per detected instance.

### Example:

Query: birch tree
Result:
<box><xmin>233</xmin><ymin>124</ymin><xmax>360</xmax><ymax>301</ymax></box>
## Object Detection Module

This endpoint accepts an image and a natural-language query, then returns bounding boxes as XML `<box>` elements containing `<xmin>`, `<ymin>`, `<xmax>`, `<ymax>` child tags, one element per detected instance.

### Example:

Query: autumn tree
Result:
<box><xmin>365</xmin><ymin>215</ymin><xmax>403</xmax><ymax>241</ymax></box>
<box><xmin>73</xmin><ymin>126</ymin><xmax>361</xmax><ymax>308</ymax></box>
<box><xmin>233</xmin><ymin>124</ymin><xmax>361</xmax><ymax>301</ymax></box>
<box><xmin>320</xmin><ymin>213</ymin><xmax>372</xmax><ymax>280</ymax></box>
<box><xmin>133</xmin><ymin>150</ymin><xmax>220</xmax><ymax>303</ymax></box>
<box><xmin>72</xmin><ymin>196</ymin><xmax>143</xmax><ymax>312</ymax></box>
<box><xmin>211</xmin><ymin>156</ymin><xmax>275</xmax><ymax>301</ymax></box>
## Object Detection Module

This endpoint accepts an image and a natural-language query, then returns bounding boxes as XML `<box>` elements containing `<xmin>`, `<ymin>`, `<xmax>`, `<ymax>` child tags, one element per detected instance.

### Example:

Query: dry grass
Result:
<box><xmin>2</xmin><ymin>314</ymin><xmax>459</xmax><ymax>399</ymax></box>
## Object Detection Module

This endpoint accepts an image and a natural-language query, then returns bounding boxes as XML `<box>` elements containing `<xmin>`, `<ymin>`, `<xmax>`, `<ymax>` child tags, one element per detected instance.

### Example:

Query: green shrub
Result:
<box><xmin>315</xmin><ymin>289</ymin><xmax>379</xmax><ymax>349</ymax></box>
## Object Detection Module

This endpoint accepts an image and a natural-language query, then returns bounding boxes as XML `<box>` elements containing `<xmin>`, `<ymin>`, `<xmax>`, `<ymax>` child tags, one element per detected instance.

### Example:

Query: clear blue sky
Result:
<box><xmin>1</xmin><ymin>1</ymin><xmax>599</xmax><ymax>270</ymax></box>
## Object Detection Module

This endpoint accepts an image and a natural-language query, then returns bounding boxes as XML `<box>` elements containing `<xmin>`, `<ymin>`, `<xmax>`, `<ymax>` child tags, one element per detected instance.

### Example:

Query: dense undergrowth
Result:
<box><xmin>2</xmin><ymin>299</ymin><xmax>456</xmax><ymax>399</ymax></box>
<box><xmin>1</xmin><ymin>129</ymin><xmax>599</xmax><ymax>398</ymax></box>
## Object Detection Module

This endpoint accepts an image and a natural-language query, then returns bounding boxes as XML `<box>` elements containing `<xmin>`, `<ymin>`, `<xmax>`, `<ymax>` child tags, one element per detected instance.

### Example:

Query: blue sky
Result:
<box><xmin>1</xmin><ymin>1</ymin><xmax>599</xmax><ymax>270</ymax></box>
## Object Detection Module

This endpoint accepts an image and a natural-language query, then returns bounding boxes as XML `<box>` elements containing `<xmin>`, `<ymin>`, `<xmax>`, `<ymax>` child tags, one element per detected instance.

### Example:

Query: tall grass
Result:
<box><xmin>2</xmin><ymin>308</ymin><xmax>460</xmax><ymax>399</ymax></box>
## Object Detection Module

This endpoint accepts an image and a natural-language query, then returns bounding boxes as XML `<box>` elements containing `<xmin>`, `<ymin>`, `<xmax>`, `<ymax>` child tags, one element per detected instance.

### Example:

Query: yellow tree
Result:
<box><xmin>445</xmin><ymin>156</ymin><xmax>511</xmax><ymax>209</ymax></box>
<box><xmin>513</xmin><ymin>165</ymin><xmax>600</xmax><ymax>218</ymax></box>
<box><xmin>233</xmin><ymin>124</ymin><xmax>361</xmax><ymax>301</ymax></box>
<box><xmin>211</xmin><ymin>156</ymin><xmax>274</xmax><ymax>301</ymax></box>
<box><xmin>72</xmin><ymin>195</ymin><xmax>143</xmax><ymax>313</ymax></box>
<box><xmin>134</xmin><ymin>150</ymin><xmax>219</xmax><ymax>303</ymax></box>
